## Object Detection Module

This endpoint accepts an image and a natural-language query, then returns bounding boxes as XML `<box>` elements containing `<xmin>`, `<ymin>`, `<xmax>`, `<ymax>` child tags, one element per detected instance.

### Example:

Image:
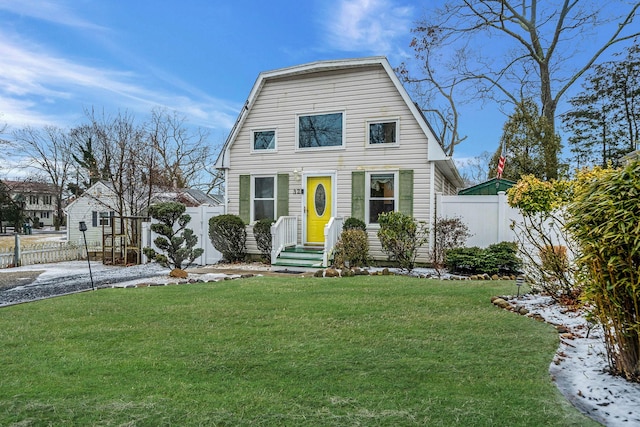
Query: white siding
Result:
<box><xmin>227</xmin><ymin>65</ymin><xmax>451</xmax><ymax>261</ymax></box>
<box><xmin>65</xmin><ymin>183</ymin><xmax>119</xmax><ymax>245</ymax></box>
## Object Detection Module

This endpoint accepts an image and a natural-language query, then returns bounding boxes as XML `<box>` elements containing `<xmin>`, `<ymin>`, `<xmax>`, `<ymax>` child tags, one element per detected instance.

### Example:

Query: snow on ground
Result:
<box><xmin>1</xmin><ymin>261</ymin><xmax>638</xmax><ymax>426</ymax></box>
<box><xmin>507</xmin><ymin>294</ymin><xmax>640</xmax><ymax>427</ymax></box>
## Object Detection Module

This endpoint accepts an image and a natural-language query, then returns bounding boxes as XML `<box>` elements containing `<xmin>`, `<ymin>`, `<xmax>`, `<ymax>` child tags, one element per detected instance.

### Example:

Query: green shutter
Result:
<box><xmin>399</xmin><ymin>169</ymin><xmax>414</xmax><ymax>216</ymax></box>
<box><xmin>239</xmin><ymin>174</ymin><xmax>250</xmax><ymax>223</ymax></box>
<box><xmin>277</xmin><ymin>173</ymin><xmax>289</xmax><ymax>217</ymax></box>
<box><xmin>351</xmin><ymin>171</ymin><xmax>365</xmax><ymax>221</ymax></box>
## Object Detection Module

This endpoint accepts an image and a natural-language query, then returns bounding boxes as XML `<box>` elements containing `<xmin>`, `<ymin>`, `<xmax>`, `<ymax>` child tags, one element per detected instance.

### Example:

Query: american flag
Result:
<box><xmin>497</xmin><ymin>155</ymin><xmax>506</xmax><ymax>179</ymax></box>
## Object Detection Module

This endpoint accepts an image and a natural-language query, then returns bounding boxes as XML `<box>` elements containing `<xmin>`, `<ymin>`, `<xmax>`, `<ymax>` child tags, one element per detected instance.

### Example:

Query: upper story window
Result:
<box><xmin>298</xmin><ymin>112</ymin><xmax>344</xmax><ymax>149</ymax></box>
<box><xmin>367</xmin><ymin>172</ymin><xmax>397</xmax><ymax>224</ymax></box>
<box><xmin>253</xmin><ymin>130</ymin><xmax>276</xmax><ymax>151</ymax></box>
<box><xmin>253</xmin><ymin>176</ymin><xmax>275</xmax><ymax>221</ymax></box>
<box><xmin>368</xmin><ymin>120</ymin><xmax>398</xmax><ymax>146</ymax></box>
<box><xmin>42</xmin><ymin>195</ymin><xmax>52</xmax><ymax>205</ymax></box>
<box><xmin>29</xmin><ymin>195</ymin><xmax>39</xmax><ymax>204</ymax></box>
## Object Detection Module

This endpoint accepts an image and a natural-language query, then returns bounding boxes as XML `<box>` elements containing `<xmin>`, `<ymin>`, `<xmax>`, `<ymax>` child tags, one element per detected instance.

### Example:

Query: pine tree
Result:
<box><xmin>490</xmin><ymin>99</ymin><xmax>561</xmax><ymax>181</ymax></box>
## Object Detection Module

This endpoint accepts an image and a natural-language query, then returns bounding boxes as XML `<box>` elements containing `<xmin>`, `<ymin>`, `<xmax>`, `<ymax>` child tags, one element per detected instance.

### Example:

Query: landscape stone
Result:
<box><xmin>325</xmin><ymin>268</ymin><xmax>340</xmax><ymax>278</ymax></box>
<box><xmin>170</xmin><ymin>268</ymin><xmax>188</xmax><ymax>279</ymax></box>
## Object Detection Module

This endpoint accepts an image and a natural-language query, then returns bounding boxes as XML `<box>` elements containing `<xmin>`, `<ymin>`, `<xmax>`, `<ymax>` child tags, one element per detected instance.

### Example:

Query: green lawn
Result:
<box><xmin>0</xmin><ymin>275</ymin><xmax>597</xmax><ymax>426</ymax></box>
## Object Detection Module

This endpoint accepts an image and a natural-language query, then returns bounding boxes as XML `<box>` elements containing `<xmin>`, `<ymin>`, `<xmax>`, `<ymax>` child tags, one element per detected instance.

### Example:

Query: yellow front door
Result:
<box><xmin>306</xmin><ymin>176</ymin><xmax>332</xmax><ymax>244</ymax></box>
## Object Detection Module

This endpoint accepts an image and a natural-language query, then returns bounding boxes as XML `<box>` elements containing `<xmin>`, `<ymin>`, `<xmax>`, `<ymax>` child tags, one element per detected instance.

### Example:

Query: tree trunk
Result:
<box><xmin>540</xmin><ymin>63</ymin><xmax>559</xmax><ymax>180</ymax></box>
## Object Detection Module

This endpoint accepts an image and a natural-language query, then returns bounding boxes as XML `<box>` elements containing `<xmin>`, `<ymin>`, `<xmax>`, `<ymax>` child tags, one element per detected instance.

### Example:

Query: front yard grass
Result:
<box><xmin>0</xmin><ymin>275</ymin><xmax>597</xmax><ymax>426</ymax></box>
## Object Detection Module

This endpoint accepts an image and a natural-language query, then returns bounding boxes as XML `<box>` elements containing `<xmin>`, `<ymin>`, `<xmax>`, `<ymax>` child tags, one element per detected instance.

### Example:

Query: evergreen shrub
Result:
<box><xmin>253</xmin><ymin>218</ymin><xmax>274</xmax><ymax>263</ymax></box>
<box><xmin>208</xmin><ymin>214</ymin><xmax>247</xmax><ymax>262</ymax></box>
<box><xmin>343</xmin><ymin>217</ymin><xmax>366</xmax><ymax>231</ymax></box>
<box><xmin>333</xmin><ymin>229</ymin><xmax>370</xmax><ymax>268</ymax></box>
<box><xmin>377</xmin><ymin>211</ymin><xmax>428</xmax><ymax>271</ymax></box>
<box><xmin>446</xmin><ymin>242</ymin><xmax>521</xmax><ymax>276</ymax></box>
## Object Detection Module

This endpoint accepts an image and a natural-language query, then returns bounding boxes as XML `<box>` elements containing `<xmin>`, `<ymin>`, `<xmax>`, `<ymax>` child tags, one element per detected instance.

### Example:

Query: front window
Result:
<box><xmin>253</xmin><ymin>176</ymin><xmax>275</xmax><ymax>221</ymax></box>
<box><xmin>253</xmin><ymin>130</ymin><xmax>276</xmax><ymax>151</ymax></box>
<box><xmin>369</xmin><ymin>121</ymin><xmax>397</xmax><ymax>145</ymax></box>
<box><xmin>29</xmin><ymin>195</ymin><xmax>39</xmax><ymax>204</ymax></box>
<box><xmin>42</xmin><ymin>195</ymin><xmax>52</xmax><ymax>205</ymax></box>
<box><xmin>298</xmin><ymin>112</ymin><xmax>343</xmax><ymax>148</ymax></box>
<box><xmin>368</xmin><ymin>173</ymin><xmax>396</xmax><ymax>223</ymax></box>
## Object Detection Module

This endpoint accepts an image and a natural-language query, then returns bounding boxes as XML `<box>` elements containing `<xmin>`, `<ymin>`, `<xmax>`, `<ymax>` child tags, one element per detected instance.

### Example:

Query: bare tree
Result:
<box><xmin>402</xmin><ymin>0</ymin><xmax>640</xmax><ymax>179</ymax></box>
<box><xmin>12</xmin><ymin>126</ymin><xmax>73</xmax><ymax>230</ymax></box>
<box><xmin>456</xmin><ymin>150</ymin><xmax>493</xmax><ymax>186</ymax></box>
<box><xmin>83</xmin><ymin>109</ymin><xmax>151</xmax><ymax>219</ymax></box>
<box><xmin>147</xmin><ymin>108</ymin><xmax>214</xmax><ymax>190</ymax></box>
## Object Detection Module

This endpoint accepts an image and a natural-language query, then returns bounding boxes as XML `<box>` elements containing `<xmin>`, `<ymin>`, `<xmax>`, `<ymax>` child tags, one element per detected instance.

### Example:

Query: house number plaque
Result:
<box><xmin>293</xmin><ymin>189</ymin><xmax>304</xmax><ymax>195</ymax></box>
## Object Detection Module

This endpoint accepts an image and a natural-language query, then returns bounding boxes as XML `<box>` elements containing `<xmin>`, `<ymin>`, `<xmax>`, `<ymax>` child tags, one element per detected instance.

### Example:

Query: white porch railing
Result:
<box><xmin>271</xmin><ymin>216</ymin><xmax>298</xmax><ymax>265</ymax></box>
<box><xmin>323</xmin><ymin>217</ymin><xmax>343</xmax><ymax>267</ymax></box>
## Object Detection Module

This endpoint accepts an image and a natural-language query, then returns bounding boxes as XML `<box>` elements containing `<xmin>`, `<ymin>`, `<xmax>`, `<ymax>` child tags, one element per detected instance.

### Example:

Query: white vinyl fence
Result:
<box><xmin>142</xmin><ymin>205</ymin><xmax>224</xmax><ymax>267</ymax></box>
<box><xmin>436</xmin><ymin>191</ymin><xmax>567</xmax><ymax>250</ymax></box>
<box><xmin>436</xmin><ymin>192</ymin><xmax>521</xmax><ymax>248</ymax></box>
<box><xmin>0</xmin><ymin>236</ymin><xmax>102</xmax><ymax>268</ymax></box>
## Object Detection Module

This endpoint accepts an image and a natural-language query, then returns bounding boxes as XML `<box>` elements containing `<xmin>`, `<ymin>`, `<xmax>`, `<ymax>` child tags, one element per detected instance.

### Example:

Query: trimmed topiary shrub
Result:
<box><xmin>333</xmin><ymin>228</ymin><xmax>370</xmax><ymax>268</ymax></box>
<box><xmin>143</xmin><ymin>202</ymin><xmax>203</xmax><ymax>270</ymax></box>
<box><xmin>343</xmin><ymin>217</ymin><xmax>366</xmax><ymax>231</ymax></box>
<box><xmin>377</xmin><ymin>211</ymin><xmax>428</xmax><ymax>271</ymax></box>
<box><xmin>208</xmin><ymin>214</ymin><xmax>247</xmax><ymax>262</ymax></box>
<box><xmin>253</xmin><ymin>218</ymin><xmax>274</xmax><ymax>263</ymax></box>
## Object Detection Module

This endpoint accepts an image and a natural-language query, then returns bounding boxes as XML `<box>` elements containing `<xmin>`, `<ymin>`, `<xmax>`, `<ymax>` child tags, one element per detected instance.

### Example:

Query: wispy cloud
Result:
<box><xmin>0</xmin><ymin>0</ymin><xmax>106</xmax><ymax>31</ymax></box>
<box><xmin>0</xmin><ymin>1</ymin><xmax>239</xmax><ymax>131</ymax></box>
<box><xmin>322</xmin><ymin>0</ymin><xmax>414</xmax><ymax>55</ymax></box>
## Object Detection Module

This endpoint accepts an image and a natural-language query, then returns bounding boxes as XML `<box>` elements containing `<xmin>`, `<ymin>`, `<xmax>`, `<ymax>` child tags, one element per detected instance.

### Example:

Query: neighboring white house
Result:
<box><xmin>215</xmin><ymin>56</ymin><xmax>464</xmax><ymax>266</ymax></box>
<box><xmin>4</xmin><ymin>180</ymin><xmax>57</xmax><ymax>227</ymax></box>
<box><xmin>65</xmin><ymin>181</ymin><xmax>221</xmax><ymax>245</ymax></box>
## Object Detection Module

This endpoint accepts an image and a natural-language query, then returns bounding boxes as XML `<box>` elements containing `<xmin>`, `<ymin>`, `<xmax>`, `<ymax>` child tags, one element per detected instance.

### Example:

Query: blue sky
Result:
<box><xmin>0</xmin><ymin>0</ymin><xmax>635</xmax><ymax>179</ymax></box>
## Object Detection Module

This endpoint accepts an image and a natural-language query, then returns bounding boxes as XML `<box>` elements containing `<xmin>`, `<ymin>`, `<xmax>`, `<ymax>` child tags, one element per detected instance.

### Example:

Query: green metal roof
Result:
<box><xmin>458</xmin><ymin>178</ymin><xmax>516</xmax><ymax>195</ymax></box>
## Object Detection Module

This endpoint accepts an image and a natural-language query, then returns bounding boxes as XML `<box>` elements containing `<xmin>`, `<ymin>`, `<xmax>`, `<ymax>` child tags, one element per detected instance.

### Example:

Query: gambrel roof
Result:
<box><xmin>215</xmin><ymin>56</ymin><xmax>463</xmax><ymax>187</ymax></box>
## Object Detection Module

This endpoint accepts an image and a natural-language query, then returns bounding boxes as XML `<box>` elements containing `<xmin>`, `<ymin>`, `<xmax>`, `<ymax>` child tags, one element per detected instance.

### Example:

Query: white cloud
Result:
<box><xmin>0</xmin><ymin>29</ymin><xmax>239</xmax><ymax>130</ymax></box>
<box><xmin>0</xmin><ymin>0</ymin><xmax>106</xmax><ymax>31</ymax></box>
<box><xmin>323</xmin><ymin>0</ymin><xmax>414</xmax><ymax>54</ymax></box>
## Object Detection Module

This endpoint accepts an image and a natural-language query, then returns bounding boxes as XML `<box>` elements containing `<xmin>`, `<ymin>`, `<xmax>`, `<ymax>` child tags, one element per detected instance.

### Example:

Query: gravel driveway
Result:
<box><xmin>0</xmin><ymin>271</ymin><xmax>43</xmax><ymax>291</ymax></box>
<box><xmin>0</xmin><ymin>262</ymin><xmax>168</xmax><ymax>307</ymax></box>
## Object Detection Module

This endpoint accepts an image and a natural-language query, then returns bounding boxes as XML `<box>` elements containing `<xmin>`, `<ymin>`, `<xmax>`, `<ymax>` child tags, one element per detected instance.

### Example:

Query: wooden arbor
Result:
<box><xmin>101</xmin><ymin>215</ymin><xmax>147</xmax><ymax>265</ymax></box>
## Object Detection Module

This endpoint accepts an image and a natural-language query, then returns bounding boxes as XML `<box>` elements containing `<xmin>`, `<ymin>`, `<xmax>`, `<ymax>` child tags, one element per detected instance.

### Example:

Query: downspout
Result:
<box><xmin>429</xmin><ymin>162</ymin><xmax>436</xmax><ymax>252</ymax></box>
<box><xmin>223</xmin><ymin>169</ymin><xmax>229</xmax><ymax>215</ymax></box>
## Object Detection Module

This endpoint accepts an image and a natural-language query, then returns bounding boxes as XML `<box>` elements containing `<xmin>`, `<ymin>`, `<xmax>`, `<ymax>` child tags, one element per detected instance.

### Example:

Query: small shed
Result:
<box><xmin>458</xmin><ymin>178</ymin><xmax>516</xmax><ymax>196</ymax></box>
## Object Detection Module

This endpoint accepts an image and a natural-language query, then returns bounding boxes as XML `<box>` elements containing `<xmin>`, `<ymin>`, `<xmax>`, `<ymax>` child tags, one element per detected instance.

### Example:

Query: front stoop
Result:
<box><xmin>273</xmin><ymin>246</ymin><xmax>324</xmax><ymax>268</ymax></box>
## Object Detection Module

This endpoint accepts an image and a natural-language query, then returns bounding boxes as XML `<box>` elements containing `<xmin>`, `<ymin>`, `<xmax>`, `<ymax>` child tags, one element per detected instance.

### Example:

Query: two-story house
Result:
<box><xmin>215</xmin><ymin>56</ymin><xmax>464</xmax><ymax>267</ymax></box>
<box><xmin>4</xmin><ymin>180</ymin><xmax>57</xmax><ymax>227</ymax></box>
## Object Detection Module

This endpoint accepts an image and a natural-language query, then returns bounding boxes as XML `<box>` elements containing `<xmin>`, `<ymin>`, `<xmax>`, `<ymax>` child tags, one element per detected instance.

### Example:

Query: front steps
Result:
<box><xmin>273</xmin><ymin>246</ymin><xmax>324</xmax><ymax>268</ymax></box>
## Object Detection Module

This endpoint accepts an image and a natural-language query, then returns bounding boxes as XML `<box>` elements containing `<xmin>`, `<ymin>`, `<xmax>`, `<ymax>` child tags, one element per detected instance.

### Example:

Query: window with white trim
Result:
<box><xmin>92</xmin><ymin>211</ymin><xmax>113</xmax><ymax>227</ymax></box>
<box><xmin>367</xmin><ymin>172</ymin><xmax>397</xmax><ymax>224</ymax></box>
<box><xmin>297</xmin><ymin>112</ymin><xmax>344</xmax><ymax>148</ymax></box>
<box><xmin>368</xmin><ymin>120</ymin><xmax>398</xmax><ymax>145</ymax></box>
<box><xmin>252</xmin><ymin>129</ymin><xmax>276</xmax><ymax>151</ymax></box>
<box><xmin>253</xmin><ymin>176</ymin><xmax>276</xmax><ymax>221</ymax></box>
